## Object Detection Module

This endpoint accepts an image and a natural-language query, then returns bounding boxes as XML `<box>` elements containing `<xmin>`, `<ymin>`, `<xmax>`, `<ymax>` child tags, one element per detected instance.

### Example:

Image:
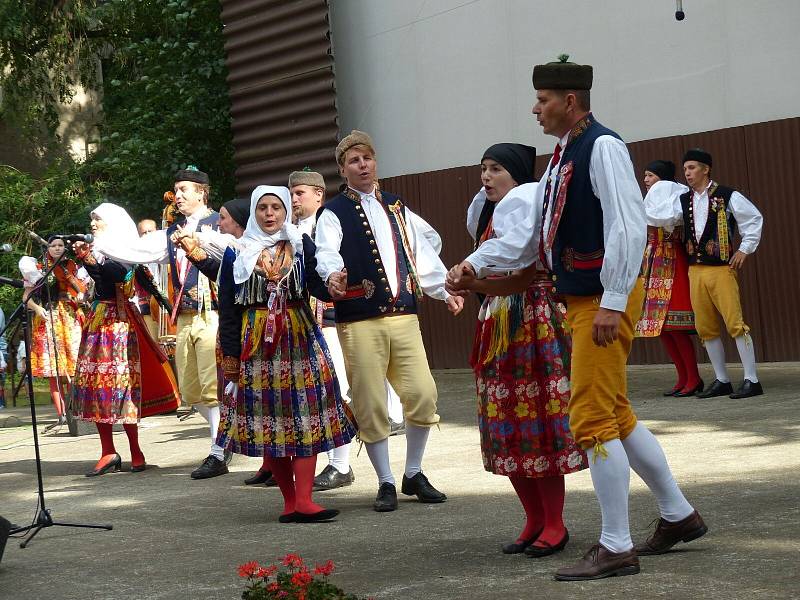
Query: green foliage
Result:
<box><xmin>0</xmin><ymin>0</ymin><xmax>236</xmax><ymax>312</ymax></box>
<box><xmin>0</xmin><ymin>163</ymin><xmax>104</xmax><ymax>314</ymax></box>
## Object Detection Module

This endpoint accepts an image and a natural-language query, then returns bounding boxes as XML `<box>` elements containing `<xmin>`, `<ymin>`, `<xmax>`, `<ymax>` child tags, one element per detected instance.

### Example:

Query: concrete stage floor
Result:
<box><xmin>1</xmin><ymin>363</ymin><xmax>798</xmax><ymax>599</ymax></box>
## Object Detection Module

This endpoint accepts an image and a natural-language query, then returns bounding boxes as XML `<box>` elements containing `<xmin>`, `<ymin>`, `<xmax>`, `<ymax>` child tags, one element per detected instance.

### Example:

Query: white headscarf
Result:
<box><xmin>90</xmin><ymin>202</ymin><xmax>141</xmax><ymax>266</ymax></box>
<box><xmin>233</xmin><ymin>185</ymin><xmax>302</xmax><ymax>284</ymax></box>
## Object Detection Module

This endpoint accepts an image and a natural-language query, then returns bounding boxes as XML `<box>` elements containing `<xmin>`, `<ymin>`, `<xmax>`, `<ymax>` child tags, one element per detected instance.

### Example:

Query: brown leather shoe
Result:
<box><xmin>554</xmin><ymin>544</ymin><xmax>640</xmax><ymax>581</ymax></box>
<box><xmin>635</xmin><ymin>510</ymin><xmax>707</xmax><ymax>555</ymax></box>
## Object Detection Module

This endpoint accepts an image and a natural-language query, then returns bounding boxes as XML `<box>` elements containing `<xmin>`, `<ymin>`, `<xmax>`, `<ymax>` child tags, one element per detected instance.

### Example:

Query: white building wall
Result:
<box><xmin>330</xmin><ymin>0</ymin><xmax>800</xmax><ymax>178</ymax></box>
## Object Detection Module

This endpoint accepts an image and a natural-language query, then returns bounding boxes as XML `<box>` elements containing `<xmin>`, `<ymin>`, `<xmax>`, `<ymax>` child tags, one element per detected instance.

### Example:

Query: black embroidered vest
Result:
<box><xmin>679</xmin><ymin>183</ymin><xmax>737</xmax><ymax>266</ymax></box>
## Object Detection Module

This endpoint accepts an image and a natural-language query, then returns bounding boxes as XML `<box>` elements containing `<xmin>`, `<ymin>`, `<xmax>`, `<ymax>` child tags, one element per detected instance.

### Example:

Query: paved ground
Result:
<box><xmin>1</xmin><ymin>363</ymin><xmax>798</xmax><ymax>599</ymax></box>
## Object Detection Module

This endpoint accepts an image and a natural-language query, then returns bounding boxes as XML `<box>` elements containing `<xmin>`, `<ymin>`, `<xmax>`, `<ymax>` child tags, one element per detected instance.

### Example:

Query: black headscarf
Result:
<box><xmin>644</xmin><ymin>160</ymin><xmax>676</xmax><ymax>182</ymax></box>
<box><xmin>222</xmin><ymin>197</ymin><xmax>250</xmax><ymax>229</ymax></box>
<box><xmin>476</xmin><ymin>143</ymin><xmax>537</xmax><ymax>245</ymax></box>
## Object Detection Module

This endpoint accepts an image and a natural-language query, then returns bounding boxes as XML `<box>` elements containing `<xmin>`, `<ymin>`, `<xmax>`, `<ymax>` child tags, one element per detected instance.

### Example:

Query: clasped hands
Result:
<box><xmin>326</xmin><ymin>267</ymin><xmax>464</xmax><ymax>315</ymax></box>
<box><xmin>170</xmin><ymin>224</ymin><xmax>199</xmax><ymax>253</ymax></box>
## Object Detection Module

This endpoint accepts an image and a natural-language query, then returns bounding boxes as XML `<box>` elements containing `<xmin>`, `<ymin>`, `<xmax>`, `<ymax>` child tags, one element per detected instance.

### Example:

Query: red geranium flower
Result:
<box><xmin>291</xmin><ymin>570</ymin><xmax>313</xmax><ymax>587</ymax></box>
<box><xmin>237</xmin><ymin>561</ymin><xmax>261</xmax><ymax>578</ymax></box>
<box><xmin>281</xmin><ymin>553</ymin><xmax>304</xmax><ymax>568</ymax></box>
<box><xmin>313</xmin><ymin>560</ymin><xmax>335</xmax><ymax>577</ymax></box>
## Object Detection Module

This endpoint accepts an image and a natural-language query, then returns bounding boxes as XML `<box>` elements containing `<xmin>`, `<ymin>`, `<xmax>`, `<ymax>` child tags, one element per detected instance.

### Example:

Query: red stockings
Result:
<box><xmin>509</xmin><ymin>475</ymin><xmax>567</xmax><ymax>547</ymax></box>
<box><xmin>266</xmin><ymin>456</ymin><xmax>326</xmax><ymax>516</ymax></box>
<box><xmin>660</xmin><ymin>331</ymin><xmax>701</xmax><ymax>392</ymax></box>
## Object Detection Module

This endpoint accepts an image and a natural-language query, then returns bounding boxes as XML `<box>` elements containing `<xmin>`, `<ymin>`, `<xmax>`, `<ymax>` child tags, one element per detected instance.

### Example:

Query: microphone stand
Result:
<box><xmin>0</xmin><ymin>253</ymin><xmax>112</xmax><ymax>549</ymax></box>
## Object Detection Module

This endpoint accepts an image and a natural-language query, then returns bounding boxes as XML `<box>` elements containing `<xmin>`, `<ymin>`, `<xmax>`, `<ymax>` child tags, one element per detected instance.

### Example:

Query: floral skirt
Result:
<box><xmin>471</xmin><ymin>280</ymin><xmax>587</xmax><ymax>478</ymax></box>
<box><xmin>217</xmin><ymin>304</ymin><xmax>357</xmax><ymax>458</ymax></box>
<box><xmin>30</xmin><ymin>300</ymin><xmax>84</xmax><ymax>378</ymax></box>
<box><xmin>73</xmin><ymin>301</ymin><xmax>179</xmax><ymax>424</ymax></box>
<box><xmin>636</xmin><ymin>227</ymin><xmax>696</xmax><ymax>336</ymax></box>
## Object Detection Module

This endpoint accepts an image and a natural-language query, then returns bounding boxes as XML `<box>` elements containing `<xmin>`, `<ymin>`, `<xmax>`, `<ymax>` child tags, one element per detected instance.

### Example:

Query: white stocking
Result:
<box><xmin>588</xmin><ymin>439</ymin><xmax>632</xmax><ymax>553</ymax></box>
<box><xmin>735</xmin><ymin>334</ymin><xmax>759</xmax><ymax>382</ymax></box>
<box><xmin>622</xmin><ymin>423</ymin><xmax>693</xmax><ymax>522</ymax></box>
<box><xmin>365</xmin><ymin>438</ymin><xmax>394</xmax><ymax>485</ymax></box>
<box><xmin>703</xmin><ymin>337</ymin><xmax>730</xmax><ymax>383</ymax></box>
<box><xmin>404</xmin><ymin>424</ymin><xmax>429</xmax><ymax>479</ymax></box>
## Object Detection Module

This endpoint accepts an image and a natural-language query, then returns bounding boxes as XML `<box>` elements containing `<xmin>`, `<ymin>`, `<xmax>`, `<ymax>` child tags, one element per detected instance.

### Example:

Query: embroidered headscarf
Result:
<box><xmin>233</xmin><ymin>185</ymin><xmax>301</xmax><ymax>284</ymax></box>
<box><xmin>90</xmin><ymin>202</ymin><xmax>140</xmax><ymax>265</ymax></box>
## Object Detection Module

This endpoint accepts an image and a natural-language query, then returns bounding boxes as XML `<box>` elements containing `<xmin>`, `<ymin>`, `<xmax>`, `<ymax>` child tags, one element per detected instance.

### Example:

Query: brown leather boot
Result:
<box><xmin>635</xmin><ymin>510</ymin><xmax>707</xmax><ymax>555</ymax></box>
<box><xmin>554</xmin><ymin>544</ymin><xmax>640</xmax><ymax>581</ymax></box>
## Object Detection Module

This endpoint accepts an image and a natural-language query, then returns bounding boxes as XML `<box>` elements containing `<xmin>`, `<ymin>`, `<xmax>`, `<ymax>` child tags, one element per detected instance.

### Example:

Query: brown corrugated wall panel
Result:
<box><xmin>221</xmin><ymin>0</ymin><xmax>340</xmax><ymax>197</ymax></box>
<box><xmin>381</xmin><ymin>117</ymin><xmax>799</xmax><ymax>367</ymax></box>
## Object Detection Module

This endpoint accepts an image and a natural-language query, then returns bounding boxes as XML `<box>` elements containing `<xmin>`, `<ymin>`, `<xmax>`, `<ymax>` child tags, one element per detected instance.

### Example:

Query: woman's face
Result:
<box><xmin>48</xmin><ymin>239</ymin><xmax>65</xmax><ymax>259</ymax></box>
<box><xmin>480</xmin><ymin>159</ymin><xmax>517</xmax><ymax>202</ymax></box>
<box><xmin>643</xmin><ymin>170</ymin><xmax>661</xmax><ymax>191</ymax></box>
<box><xmin>254</xmin><ymin>195</ymin><xmax>286</xmax><ymax>235</ymax></box>
<box><xmin>90</xmin><ymin>215</ymin><xmax>108</xmax><ymax>235</ymax></box>
<box><xmin>219</xmin><ymin>206</ymin><xmax>245</xmax><ymax>238</ymax></box>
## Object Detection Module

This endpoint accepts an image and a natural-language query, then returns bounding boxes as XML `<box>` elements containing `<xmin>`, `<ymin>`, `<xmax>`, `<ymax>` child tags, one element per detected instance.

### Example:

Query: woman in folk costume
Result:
<box><xmin>218</xmin><ymin>185</ymin><xmax>356</xmax><ymax>523</ymax></box>
<box><xmin>450</xmin><ymin>144</ymin><xmax>587</xmax><ymax>557</ymax></box>
<box><xmin>635</xmin><ymin>161</ymin><xmax>703</xmax><ymax>396</ymax></box>
<box><xmin>19</xmin><ymin>238</ymin><xmax>90</xmax><ymax>423</ymax></box>
<box><xmin>72</xmin><ymin>202</ymin><xmax>179</xmax><ymax>476</ymax></box>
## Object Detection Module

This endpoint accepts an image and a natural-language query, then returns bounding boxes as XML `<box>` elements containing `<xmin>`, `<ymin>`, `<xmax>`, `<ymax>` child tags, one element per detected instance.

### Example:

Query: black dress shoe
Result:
<box><xmin>730</xmin><ymin>379</ymin><xmax>764</xmax><ymax>399</ymax></box>
<box><xmin>190</xmin><ymin>455</ymin><xmax>229</xmax><ymax>479</ymax></box>
<box><xmin>244</xmin><ymin>469</ymin><xmax>273</xmax><ymax>485</ymax></box>
<box><xmin>696</xmin><ymin>379</ymin><xmax>733</xmax><ymax>399</ymax></box>
<box><xmin>373</xmin><ymin>482</ymin><xmax>398</xmax><ymax>512</ymax></box>
<box><xmin>502</xmin><ymin>528</ymin><xmax>543</xmax><ymax>554</ymax></box>
<box><xmin>278</xmin><ymin>512</ymin><xmax>297</xmax><ymax>524</ymax></box>
<box><xmin>86</xmin><ymin>454</ymin><xmax>122</xmax><ymax>477</ymax></box>
<box><xmin>674</xmin><ymin>379</ymin><xmax>704</xmax><ymax>398</ymax></box>
<box><xmin>313</xmin><ymin>465</ymin><xmax>355</xmax><ymax>491</ymax></box>
<box><xmin>294</xmin><ymin>508</ymin><xmax>340</xmax><ymax>523</ymax></box>
<box><xmin>663</xmin><ymin>387</ymin><xmax>680</xmax><ymax>397</ymax></box>
<box><xmin>524</xmin><ymin>529</ymin><xmax>569</xmax><ymax>557</ymax></box>
<box><xmin>130</xmin><ymin>462</ymin><xmax>147</xmax><ymax>473</ymax></box>
<box><xmin>400</xmin><ymin>472</ymin><xmax>447</xmax><ymax>503</ymax></box>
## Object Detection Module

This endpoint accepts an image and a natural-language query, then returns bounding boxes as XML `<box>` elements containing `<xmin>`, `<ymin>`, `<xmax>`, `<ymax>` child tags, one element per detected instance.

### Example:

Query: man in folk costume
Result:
<box><xmin>650</xmin><ymin>149</ymin><xmax>764</xmax><ymax>399</ymax></box>
<box><xmin>292</xmin><ymin>169</ymin><xmax>410</xmax><ymax>491</ymax></box>
<box><xmin>105</xmin><ymin>166</ymin><xmax>230</xmax><ymax>479</ymax></box>
<box><xmin>314</xmin><ymin>131</ymin><xmax>464</xmax><ymax>511</ymax></box>
<box><xmin>449</xmin><ymin>56</ymin><xmax>706</xmax><ymax>580</ymax></box>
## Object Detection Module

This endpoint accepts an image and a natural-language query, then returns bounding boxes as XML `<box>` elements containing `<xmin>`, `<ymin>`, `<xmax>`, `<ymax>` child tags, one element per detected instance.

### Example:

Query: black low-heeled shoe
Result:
<box><xmin>502</xmin><ymin>528</ymin><xmax>543</xmax><ymax>555</ymax></box>
<box><xmin>674</xmin><ymin>379</ymin><xmax>704</xmax><ymax>398</ymax></box>
<box><xmin>293</xmin><ymin>509</ymin><xmax>339</xmax><ymax>523</ymax></box>
<box><xmin>130</xmin><ymin>462</ymin><xmax>147</xmax><ymax>473</ymax></box>
<box><xmin>278</xmin><ymin>512</ymin><xmax>297</xmax><ymax>524</ymax></box>
<box><xmin>663</xmin><ymin>386</ymin><xmax>680</xmax><ymax>397</ymax></box>
<box><xmin>244</xmin><ymin>469</ymin><xmax>273</xmax><ymax>485</ymax></box>
<box><xmin>86</xmin><ymin>454</ymin><xmax>122</xmax><ymax>477</ymax></box>
<box><xmin>524</xmin><ymin>530</ymin><xmax>569</xmax><ymax>558</ymax></box>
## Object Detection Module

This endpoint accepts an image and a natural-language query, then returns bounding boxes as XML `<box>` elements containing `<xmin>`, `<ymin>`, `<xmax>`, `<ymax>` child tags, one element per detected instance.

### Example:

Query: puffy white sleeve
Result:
<box><xmin>465</xmin><ymin>181</ymin><xmax>541</xmax><ymax>278</ymax></box>
<box><xmin>589</xmin><ymin>136</ymin><xmax>647</xmax><ymax>312</ymax></box>
<box><xmin>405</xmin><ymin>208</ymin><xmax>449</xmax><ymax>301</ymax></box>
<box><xmin>729</xmin><ymin>191</ymin><xmax>763</xmax><ymax>255</ymax></box>
<box><xmin>643</xmin><ymin>181</ymin><xmax>688</xmax><ymax>230</ymax></box>
<box><xmin>406</xmin><ymin>211</ymin><xmax>443</xmax><ymax>255</ymax></box>
<box><xmin>18</xmin><ymin>256</ymin><xmax>43</xmax><ymax>286</ymax></box>
<box><xmin>195</xmin><ymin>229</ymin><xmax>237</xmax><ymax>261</ymax></box>
<box><xmin>95</xmin><ymin>229</ymin><xmax>170</xmax><ymax>265</ymax></box>
<box><xmin>313</xmin><ymin>209</ymin><xmax>345</xmax><ymax>283</ymax></box>
<box><xmin>465</xmin><ymin>188</ymin><xmax>487</xmax><ymax>241</ymax></box>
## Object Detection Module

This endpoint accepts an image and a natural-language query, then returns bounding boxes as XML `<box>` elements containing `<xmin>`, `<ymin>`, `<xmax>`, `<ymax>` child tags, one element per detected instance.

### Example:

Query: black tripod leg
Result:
<box><xmin>19</xmin><ymin>526</ymin><xmax>45</xmax><ymax>549</ymax></box>
<box><xmin>50</xmin><ymin>521</ymin><xmax>113</xmax><ymax>531</ymax></box>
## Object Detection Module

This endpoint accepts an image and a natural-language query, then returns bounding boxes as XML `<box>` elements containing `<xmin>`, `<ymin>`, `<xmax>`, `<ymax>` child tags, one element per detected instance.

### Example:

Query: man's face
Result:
<box><xmin>340</xmin><ymin>146</ymin><xmax>377</xmax><ymax>193</ymax></box>
<box><xmin>291</xmin><ymin>185</ymin><xmax>323</xmax><ymax>221</ymax></box>
<box><xmin>533</xmin><ymin>89</ymin><xmax>570</xmax><ymax>137</ymax></box>
<box><xmin>683</xmin><ymin>161</ymin><xmax>710</xmax><ymax>189</ymax></box>
<box><xmin>174</xmin><ymin>181</ymin><xmax>205</xmax><ymax>216</ymax></box>
<box><xmin>137</xmin><ymin>220</ymin><xmax>156</xmax><ymax>237</ymax></box>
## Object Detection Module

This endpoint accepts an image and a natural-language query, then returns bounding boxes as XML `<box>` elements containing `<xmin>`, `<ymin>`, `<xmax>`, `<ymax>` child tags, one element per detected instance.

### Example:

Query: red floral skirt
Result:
<box><xmin>471</xmin><ymin>280</ymin><xmax>587</xmax><ymax>478</ymax></box>
<box><xmin>636</xmin><ymin>227</ymin><xmax>695</xmax><ymax>336</ymax></box>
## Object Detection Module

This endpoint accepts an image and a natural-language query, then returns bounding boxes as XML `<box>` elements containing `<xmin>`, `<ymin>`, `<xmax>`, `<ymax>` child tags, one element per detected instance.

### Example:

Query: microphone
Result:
<box><xmin>0</xmin><ymin>275</ymin><xmax>24</xmax><ymax>288</ymax></box>
<box><xmin>49</xmin><ymin>233</ymin><xmax>95</xmax><ymax>243</ymax></box>
<box><xmin>0</xmin><ymin>243</ymin><xmax>13</xmax><ymax>253</ymax></box>
<box><xmin>28</xmin><ymin>230</ymin><xmax>49</xmax><ymax>248</ymax></box>
<box><xmin>675</xmin><ymin>0</ymin><xmax>685</xmax><ymax>20</ymax></box>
